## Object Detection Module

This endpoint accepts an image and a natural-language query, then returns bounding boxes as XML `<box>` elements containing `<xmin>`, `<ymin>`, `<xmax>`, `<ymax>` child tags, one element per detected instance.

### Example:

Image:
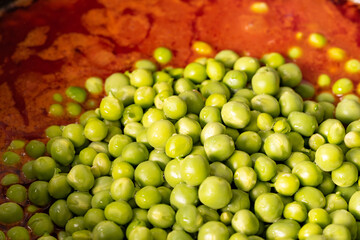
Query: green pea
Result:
<box><xmin>61</xmin><ymin>124</ymin><xmax>86</xmax><ymax>148</ymax></box>
<box><xmin>49</xmin><ymin>103</ymin><xmax>64</xmax><ymax>116</ymax></box>
<box><xmin>174</xmin><ymin>78</ymin><xmax>195</xmax><ymax>94</ymax></box>
<box><xmin>183</xmin><ymin>62</ymin><xmax>207</xmax><ymax>83</ymax></box>
<box><xmin>292</xmin><ymin>161</ymin><xmax>323</xmax><ymax>186</ymax></box>
<box><xmin>201</xmin><ymin>81</ymin><xmax>230</xmax><ymax>100</ymax></box>
<box><xmin>67</xmin><ymin>164</ymin><xmax>94</xmax><ymax>191</ymax></box>
<box><xmin>52</xmin><ymin>92</ymin><xmax>63</xmax><ymax>102</ymax></box>
<box><xmin>85</xmin><ymin>76</ymin><xmax>103</xmax><ymax>94</ymax></box>
<box><xmin>134</xmin><ymin>161</ymin><xmax>164</xmax><ymax>187</ymax></box>
<box><xmin>325</xmin><ymin>192</ymin><xmax>348</xmax><ymax>213</ymax></box>
<box><xmin>135</xmin><ymin>186</ymin><xmax>162</xmax><ymax>209</ymax></box>
<box><xmin>6</xmin><ymin>184</ymin><xmax>27</xmax><ymax>203</ymax></box>
<box><xmin>254</xmin><ymin>193</ymin><xmax>284</xmax><ymax>223</ymax></box>
<box><xmin>263</xmin><ymin>132</ymin><xmax>291</xmax><ymax>161</ymax></box>
<box><xmin>163</xmin><ymin>95</ymin><xmax>187</xmax><ymax>120</ymax></box>
<box><xmin>115</xmin><ymin>85</ymin><xmax>136</xmax><ymax>106</ymax></box>
<box><xmin>332</xmin><ymin>162</ymin><xmax>358</xmax><ymax>187</ymax></box>
<box><xmin>294</xmin><ymin>187</ymin><xmax>326</xmax><ymax>210</ymax></box>
<box><xmin>277</xmin><ymin>63</ymin><xmax>302</xmax><ymax>87</ymax></box>
<box><xmin>344</xmin><ymin>131</ymin><xmax>360</xmax><ymax>148</ymax></box>
<box><xmin>33</xmin><ymin>156</ymin><xmax>56</xmax><ymax>181</ymax></box>
<box><xmin>165</xmin><ymin>134</ymin><xmax>193</xmax><ymax>158</ymax></box>
<box><xmin>65</xmin><ymin>216</ymin><xmax>86</xmax><ymax>235</ymax></box>
<box><xmin>147</xmin><ymin>119</ymin><xmax>175</xmax><ymax>149</ymax></box>
<box><xmin>0</xmin><ymin>202</ymin><xmax>23</xmax><ymax>224</ymax></box>
<box><xmin>279</xmin><ymin>91</ymin><xmax>304</xmax><ymax>117</ymax></box>
<box><xmin>298</xmin><ymin>223</ymin><xmax>323</xmax><ymax>239</ymax></box>
<box><xmin>28</xmin><ymin>213</ymin><xmax>54</xmax><ymax>236</ymax></box>
<box><xmin>346</xmin><ymin>148</ymin><xmax>360</xmax><ymax>171</ymax></box>
<box><xmin>91</xmin><ymin>176</ymin><xmax>113</xmax><ymax>195</ymax></box>
<box><xmin>66</xmin><ymin>102</ymin><xmax>82</xmax><ymax>116</ymax></box>
<box><xmin>333</xmin><ymin>78</ymin><xmax>354</xmax><ymax>95</ymax></box>
<box><xmin>25</xmin><ymin>140</ymin><xmax>45</xmax><ymax>158</ymax></box>
<box><xmin>252</xmin><ymin>67</ymin><xmax>280</xmax><ymax>95</ymax></box>
<box><xmin>163</xmin><ymin>159</ymin><xmax>182</xmax><ymax>187</ymax></box>
<box><xmin>92</xmin><ymin>220</ymin><xmax>124</xmax><ymax>240</ymax></box>
<box><xmin>153</xmin><ymin>71</ymin><xmax>172</xmax><ymax>83</ymax></box>
<box><xmin>84</xmin><ymin>118</ymin><xmax>108</xmax><ymax>142</ymax></box>
<box><xmin>198</xmin><ymin>221</ymin><xmax>229</xmax><ymax>240</ymax></box>
<box><xmin>222</xmin><ymin>70</ymin><xmax>247</xmax><ymax>92</ymax></box>
<box><xmin>206</xmin><ymin>59</ymin><xmax>225</xmax><ymax>81</ymax></box>
<box><xmin>283</xmin><ymin>201</ymin><xmax>307</xmax><ymax>222</ymax></box>
<box><xmin>50</xmin><ymin>137</ymin><xmax>75</xmax><ymax>166</ymax></box>
<box><xmin>48</xmin><ymin>173</ymin><xmax>72</xmax><ymax>199</ymax></box>
<box><xmin>91</xmin><ymin>190</ymin><xmax>113</xmax><ymax>209</ymax></box>
<box><xmin>221</xmin><ymin>101</ymin><xmax>251</xmax><ymax>128</ymax></box>
<box><xmin>28</xmin><ymin>181</ymin><xmax>51</xmax><ymax>207</ymax></box>
<box><xmin>323</xmin><ymin>224</ymin><xmax>351</xmax><ymax>240</ymax></box>
<box><xmin>266</xmin><ymin>219</ymin><xmax>301</xmax><ymax>240</ymax></box>
<box><xmin>121</xmin><ymin>142</ymin><xmax>148</xmax><ymax>166</ymax></box>
<box><xmin>200</xmin><ymin>123</ymin><xmax>226</xmax><ymax>146</ymax></box>
<box><xmin>152</xmin><ymin>47</ymin><xmax>172</xmax><ymax>64</ymax></box>
<box><xmin>174</xmin><ymin>204</ymin><xmax>203</xmax><ymax>233</ymax></box>
<box><xmin>295</xmin><ymin>82</ymin><xmax>315</xmax><ymax>99</ymax></box>
<box><xmin>251</xmin><ymin>94</ymin><xmax>280</xmax><ymax>118</ymax></box>
<box><xmin>1</xmin><ymin>173</ymin><xmax>20</xmax><ymax>186</ymax></box>
<box><xmin>316</xmin><ymin>92</ymin><xmax>335</xmax><ymax>103</ymax></box>
<box><xmin>288</xmin><ymin>111</ymin><xmax>318</xmax><ymax>137</ymax></box>
<box><xmin>104</xmin><ymin>200</ymin><xmax>133</xmax><ymax>225</ymax></box>
<box><xmin>215</xmin><ymin>49</ymin><xmax>239</xmax><ymax>68</ymax></box>
<box><xmin>8</xmin><ymin>140</ymin><xmax>25</xmax><ymax>150</ymax></box>
<box><xmin>66</xmin><ymin>86</ymin><xmax>87</xmax><ymax>103</ymax></box>
<box><xmin>45</xmin><ymin>125</ymin><xmax>62</xmax><ymax>138</ymax></box>
<box><xmin>234</xmin><ymin>56</ymin><xmax>260</xmax><ymax>79</ymax></box>
<box><xmin>49</xmin><ymin>199</ymin><xmax>73</xmax><ymax>227</ymax></box>
<box><xmin>315</xmin><ymin>143</ymin><xmax>343</xmax><ymax>172</ymax></box>
<box><xmin>199</xmin><ymin>106</ymin><xmax>222</xmax><ymax>127</ymax></box>
<box><xmin>232</xmin><ymin>209</ymin><xmax>259</xmax><ymax>235</ymax></box>
<box><xmin>170</xmin><ymin>183</ymin><xmax>198</xmax><ymax>210</ymax></box>
<box><xmin>66</xmin><ymin>191</ymin><xmax>92</xmax><ymax>216</ymax></box>
<box><xmin>7</xmin><ymin>226</ymin><xmax>30</xmax><ymax>240</ymax></box>
<box><xmin>254</xmin><ymin>156</ymin><xmax>277</xmax><ymax>182</ymax></box>
<box><xmin>233</xmin><ymin>166</ymin><xmax>257</xmax><ymax>192</ymax></box>
<box><xmin>249</xmin><ymin>182</ymin><xmax>271</xmax><ymax>202</ymax></box>
<box><xmin>83</xmin><ymin>208</ymin><xmax>105</xmax><ymax>231</ymax></box>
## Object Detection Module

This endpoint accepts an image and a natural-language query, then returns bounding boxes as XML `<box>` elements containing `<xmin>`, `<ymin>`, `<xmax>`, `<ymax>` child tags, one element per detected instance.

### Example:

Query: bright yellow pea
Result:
<box><xmin>345</xmin><ymin>59</ymin><xmax>360</xmax><ymax>74</ymax></box>
<box><xmin>250</xmin><ymin>2</ymin><xmax>269</xmax><ymax>13</ymax></box>
<box><xmin>327</xmin><ymin>47</ymin><xmax>346</xmax><ymax>61</ymax></box>
<box><xmin>308</xmin><ymin>33</ymin><xmax>327</xmax><ymax>48</ymax></box>
<box><xmin>288</xmin><ymin>46</ymin><xmax>303</xmax><ymax>59</ymax></box>
<box><xmin>192</xmin><ymin>41</ymin><xmax>213</xmax><ymax>56</ymax></box>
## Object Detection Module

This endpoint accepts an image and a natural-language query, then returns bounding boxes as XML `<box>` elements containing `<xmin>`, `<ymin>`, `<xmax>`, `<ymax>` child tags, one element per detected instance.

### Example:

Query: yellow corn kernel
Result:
<box><xmin>250</xmin><ymin>2</ymin><xmax>269</xmax><ymax>14</ymax></box>
<box><xmin>295</xmin><ymin>32</ymin><xmax>303</xmax><ymax>40</ymax></box>
<box><xmin>345</xmin><ymin>59</ymin><xmax>360</xmax><ymax>74</ymax></box>
<box><xmin>327</xmin><ymin>47</ymin><xmax>346</xmax><ymax>61</ymax></box>
<box><xmin>288</xmin><ymin>46</ymin><xmax>302</xmax><ymax>59</ymax></box>
<box><xmin>308</xmin><ymin>33</ymin><xmax>327</xmax><ymax>48</ymax></box>
<box><xmin>192</xmin><ymin>41</ymin><xmax>213</xmax><ymax>56</ymax></box>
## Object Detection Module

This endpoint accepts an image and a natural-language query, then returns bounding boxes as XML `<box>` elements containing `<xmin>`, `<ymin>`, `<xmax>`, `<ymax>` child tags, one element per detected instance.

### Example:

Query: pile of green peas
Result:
<box><xmin>2</xmin><ymin>46</ymin><xmax>360</xmax><ymax>240</ymax></box>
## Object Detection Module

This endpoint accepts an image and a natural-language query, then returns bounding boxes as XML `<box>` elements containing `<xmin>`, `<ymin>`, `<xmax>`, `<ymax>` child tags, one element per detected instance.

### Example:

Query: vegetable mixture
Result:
<box><xmin>2</xmin><ymin>46</ymin><xmax>360</xmax><ymax>240</ymax></box>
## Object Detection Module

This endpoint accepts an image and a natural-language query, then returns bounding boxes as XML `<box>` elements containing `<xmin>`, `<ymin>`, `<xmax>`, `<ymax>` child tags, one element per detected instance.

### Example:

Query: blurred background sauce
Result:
<box><xmin>0</xmin><ymin>0</ymin><xmax>360</xmax><ymax>150</ymax></box>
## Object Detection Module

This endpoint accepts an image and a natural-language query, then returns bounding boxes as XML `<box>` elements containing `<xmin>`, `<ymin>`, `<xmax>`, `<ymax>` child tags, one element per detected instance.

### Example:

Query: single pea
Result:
<box><xmin>66</xmin><ymin>164</ymin><xmax>94</xmax><ymax>191</ymax></box>
<box><xmin>318</xmin><ymin>119</ymin><xmax>345</xmax><ymax>144</ymax></box>
<box><xmin>319</xmin><ymin>101</ymin><xmax>336</xmax><ymax>120</ymax></box>
<box><xmin>221</xmin><ymin>101</ymin><xmax>251</xmax><ymax>129</ymax></box>
<box><xmin>292</xmin><ymin>160</ymin><xmax>323</xmax><ymax>186</ymax></box>
<box><xmin>274</xmin><ymin>173</ymin><xmax>300</xmax><ymax>196</ymax></box>
<box><xmin>266</xmin><ymin>219</ymin><xmax>301</xmax><ymax>240</ymax></box>
<box><xmin>345</xmin><ymin>59</ymin><xmax>360</xmax><ymax>73</ymax></box>
<box><xmin>170</xmin><ymin>183</ymin><xmax>198</xmax><ymax>210</ymax></box>
<box><xmin>164</xmin><ymin>159</ymin><xmax>182</xmax><ymax>187</ymax></box>
<box><xmin>222</xmin><ymin>70</ymin><xmax>247</xmax><ymax>92</ymax></box>
<box><xmin>273</xmin><ymin>118</ymin><xmax>291</xmax><ymax>133</ymax></box>
<box><xmin>6</xmin><ymin>184</ymin><xmax>27</xmax><ymax>203</ymax></box>
<box><xmin>174</xmin><ymin>204</ymin><xmax>202</xmax><ymax>233</ymax></box>
<box><xmin>325</xmin><ymin>192</ymin><xmax>348</xmax><ymax>213</ymax></box>
<box><xmin>333</xmin><ymin>78</ymin><xmax>354</xmax><ymax>95</ymax></box>
<box><xmin>204</xmin><ymin>134</ymin><xmax>235</xmax><ymax>162</ymax></box>
<box><xmin>183</xmin><ymin>62</ymin><xmax>207</xmax><ymax>83</ymax></box>
<box><xmin>92</xmin><ymin>220</ymin><xmax>124</xmax><ymax>240</ymax></box>
<box><xmin>85</xmin><ymin>76</ymin><xmax>103</xmax><ymax>94</ymax></box>
<box><xmin>0</xmin><ymin>202</ymin><xmax>23</xmax><ymax>224</ymax></box>
<box><xmin>134</xmin><ymin>59</ymin><xmax>158</xmax><ymax>72</ymax></box>
<box><xmin>66</xmin><ymin>191</ymin><xmax>92</xmax><ymax>216</ymax></box>
<box><xmin>65</xmin><ymin>216</ymin><xmax>86</xmax><ymax>235</ymax></box>
<box><xmin>251</xmin><ymin>94</ymin><xmax>280</xmax><ymax>118</ymax></box>
<box><xmin>332</xmin><ymin>162</ymin><xmax>358</xmax><ymax>187</ymax></box>
<box><xmin>50</xmin><ymin>137</ymin><xmax>75</xmax><ymax>166</ymax></box>
<box><xmin>25</xmin><ymin>140</ymin><xmax>45</xmax><ymax>158</ymax></box>
<box><xmin>7</xmin><ymin>139</ymin><xmax>25</xmax><ymax>150</ymax></box>
<box><xmin>210</xmin><ymin>162</ymin><xmax>233</xmax><ymax>184</ymax></box>
<box><xmin>254</xmin><ymin>193</ymin><xmax>284</xmax><ymax>223</ymax></box>
<box><xmin>323</xmin><ymin>224</ymin><xmax>352</xmax><ymax>240</ymax></box>
<box><xmin>66</xmin><ymin>86</ymin><xmax>87</xmax><ymax>103</ymax></box>
<box><xmin>147</xmin><ymin>204</ymin><xmax>175</xmax><ymax>229</ymax></box>
<box><xmin>48</xmin><ymin>173</ymin><xmax>72</xmax><ymax>199</ymax></box>
<box><xmin>283</xmin><ymin>201</ymin><xmax>307</xmax><ymax>222</ymax></box>
<box><xmin>308</xmin><ymin>33</ymin><xmax>327</xmax><ymax>48</ymax></box>
<box><xmin>279</xmin><ymin>91</ymin><xmax>304</xmax><ymax>117</ymax></box>
<box><xmin>45</xmin><ymin>125</ymin><xmax>62</xmax><ymax>138</ymax></box>
<box><xmin>317</xmin><ymin>74</ymin><xmax>331</xmax><ymax>87</ymax></box>
<box><xmin>336</xmin><ymin>99</ymin><xmax>360</xmax><ymax>124</ymax></box>
<box><xmin>6</xmin><ymin>226</ymin><xmax>30</xmax><ymax>240</ymax></box>
<box><xmin>253</xmin><ymin>156</ymin><xmax>277</xmax><ymax>182</ymax></box>
<box><xmin>28</xmin><ymin>181</ymin><xmax>51</xmax><ymax>207</ymax></box>
<box><xmin>99</xmin><ymin>93</ymin><xmax>124</xmax><ymax>121</ymax></box>
<box><xmin>153</xmin><ymin>71</ymin><xmax>172</xmax><ymax>83</ymax></box>
<box><xmin>130</xmin><ymin>68</ymin><xmax>154</xmax><ymax>87</ymax></box>
<box><xmin>33</xmin><ymin>156</ymin><xmax>57</xmax><ymax>181</ymax></box>
<box><xmin>316</xmin><ymin>93</ymin><xmax>335</xmax><ymax>104</ymax></box>
<box><xmin>66</xmin><ymin>102</ymin><xmax>82</xmax><ymax>116</ymax></box>
<box><xmin>231</xmin><ymin>209</ymin><xmax>259</xmax><ymax>235</ymax></box>
<box><xmin>141</xmin><ymin>108</ymin><xmax>165</xmax><ymax>128</ymax></box>
<box><xmin>174</xmin><ymin>78</ymin><xmax>195</xmax><ymax>95</ymax></box>
<box><xmin>179</xmin><ymin>90</ymin><xmax>205</xmax><ymax>116</ymax></box>
<box><xmin>288</xmin><ymin>111</ymin><xmax>317</xmax><ymax>137</ymax></box>
<box><xmin>134</xmin><ymin>161</ymin><xmax>164</xmax><ymax>187</ymax></box>
<box><xmin>84</xmin><ymin>118</ymin><xmax>108</xmax><ymax>142</ymax></box>
<box><xmin>104</xmin><ymin>200</ymin><xmax>133</xmax><ymax>225</ymax></box>
<box><xmin>261</xmin><ymin>52</ymin><xmax>285</xmax><ymax>69</ymax></box>
<box><xmin>198</xmin><ymin>221</ymin><xmax>229</xmax><ymax>240</ymax></box>
<box><xmin>178</xmin><ymin>154</ymin><xmax>209</xmax><ymax>186</ymax></box>
<box><xmin>277</xmin><ymin>63</ymin><xmax>302</xmax><ymax>87</ymax></box>
<box><xmin>344</xmin><ymin>131</ymin><xmax>360</xmax><ymax>148</ymax></box>
<box><xmin>83</xmin><ymin>208</ymin><xmax>105</xmax><ymax>231</ymax></box>
<box><xmin>295</xmin><ymin>82</ymin><xmax>315</xmax><ymax>99</ymax></box>
<box><xmin>90</xmin><ymin>190</ymin><xmax>113</xmax><ymax>210</ymax></box>
<box><xmin>199</xmin><ymin>106</ymin><xmax>222</xmax><ymax>127</ymax></box>
<box><xmin>49</xmin><ymin>199</ymin><xmax>73</xmax><ymax>228</ymax></box>
<box><xmin>256</xmin><ymin>113</ymin><xmax>274</xmax><ymax>131</ymax></box>
<box><xmin>263</xmin><ymin>132</ymin><xmax>292</xmax><ymax>161</ymax></box>
<box><xmin>192</xmin><ymin>41</ymin><xmax>213</xmax><ymax>55</ymax></box>
<box><xmin>234</xmin><ymin>56</ymin><xmax>260</xmax><ymax>79</ymax></box>
<box><xmin>215</xmin><ymin>49</ymin><xmax>239</xmax><ymax>68</ymax></box>
<box><xmin>2</xmin><ymin>151</ymin><xmax>20</xmax><ymax>165</ymax></box>
<box><xmin>52</xmin><ymin>93</ymin><xmax>63</xmax><ymax>103</ymax></box>
<box><xmin>206</xmin><ymin>59</ymin><xmax>226</xmax><ymax>81</ymax></box>
<box><xmin>91</xmin><ymin>152</ymin><xmax>111</xmax><ymax>178</ymax></box>
<box><xmin>49</xmin><ymin>103</ymin><xmax>64</xmax><ymax>116</ymax></box>
<box><xmin>135</xmin><ymin>186</ymin><xmax>162</xmax><ymax>209</ymax></box>
<box><xmin>294</xmin><ymin>187</ymin><xmax>326</xmax><ymax>210</ymax></box>
<box><xmin>251</xmin><ymin>67</ymin><xmax>280</xmax><ymax>95</ymax></box>
<box><xmin>288</xmin><ymin>46</ymin><xmax>302</xmax><ymax>59</ymax></box>
<box><xmin>233</xmin><ymin>166</ymin><xmax>257</xmax><ymax>192</ymax></box>
<box><xmin>22</xmin><ymin>161</ymin><xmax>36</xmax><ymax>180</ymax></box>
<box><xmin>315</xmin><ymin>143</ymin><xmax>343</xmax><ymax>172</ymax></box>
<box><xmin>28</xmin><ymin>213</ymin><xmax>54</xmax><ymax>236</ymax></box>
